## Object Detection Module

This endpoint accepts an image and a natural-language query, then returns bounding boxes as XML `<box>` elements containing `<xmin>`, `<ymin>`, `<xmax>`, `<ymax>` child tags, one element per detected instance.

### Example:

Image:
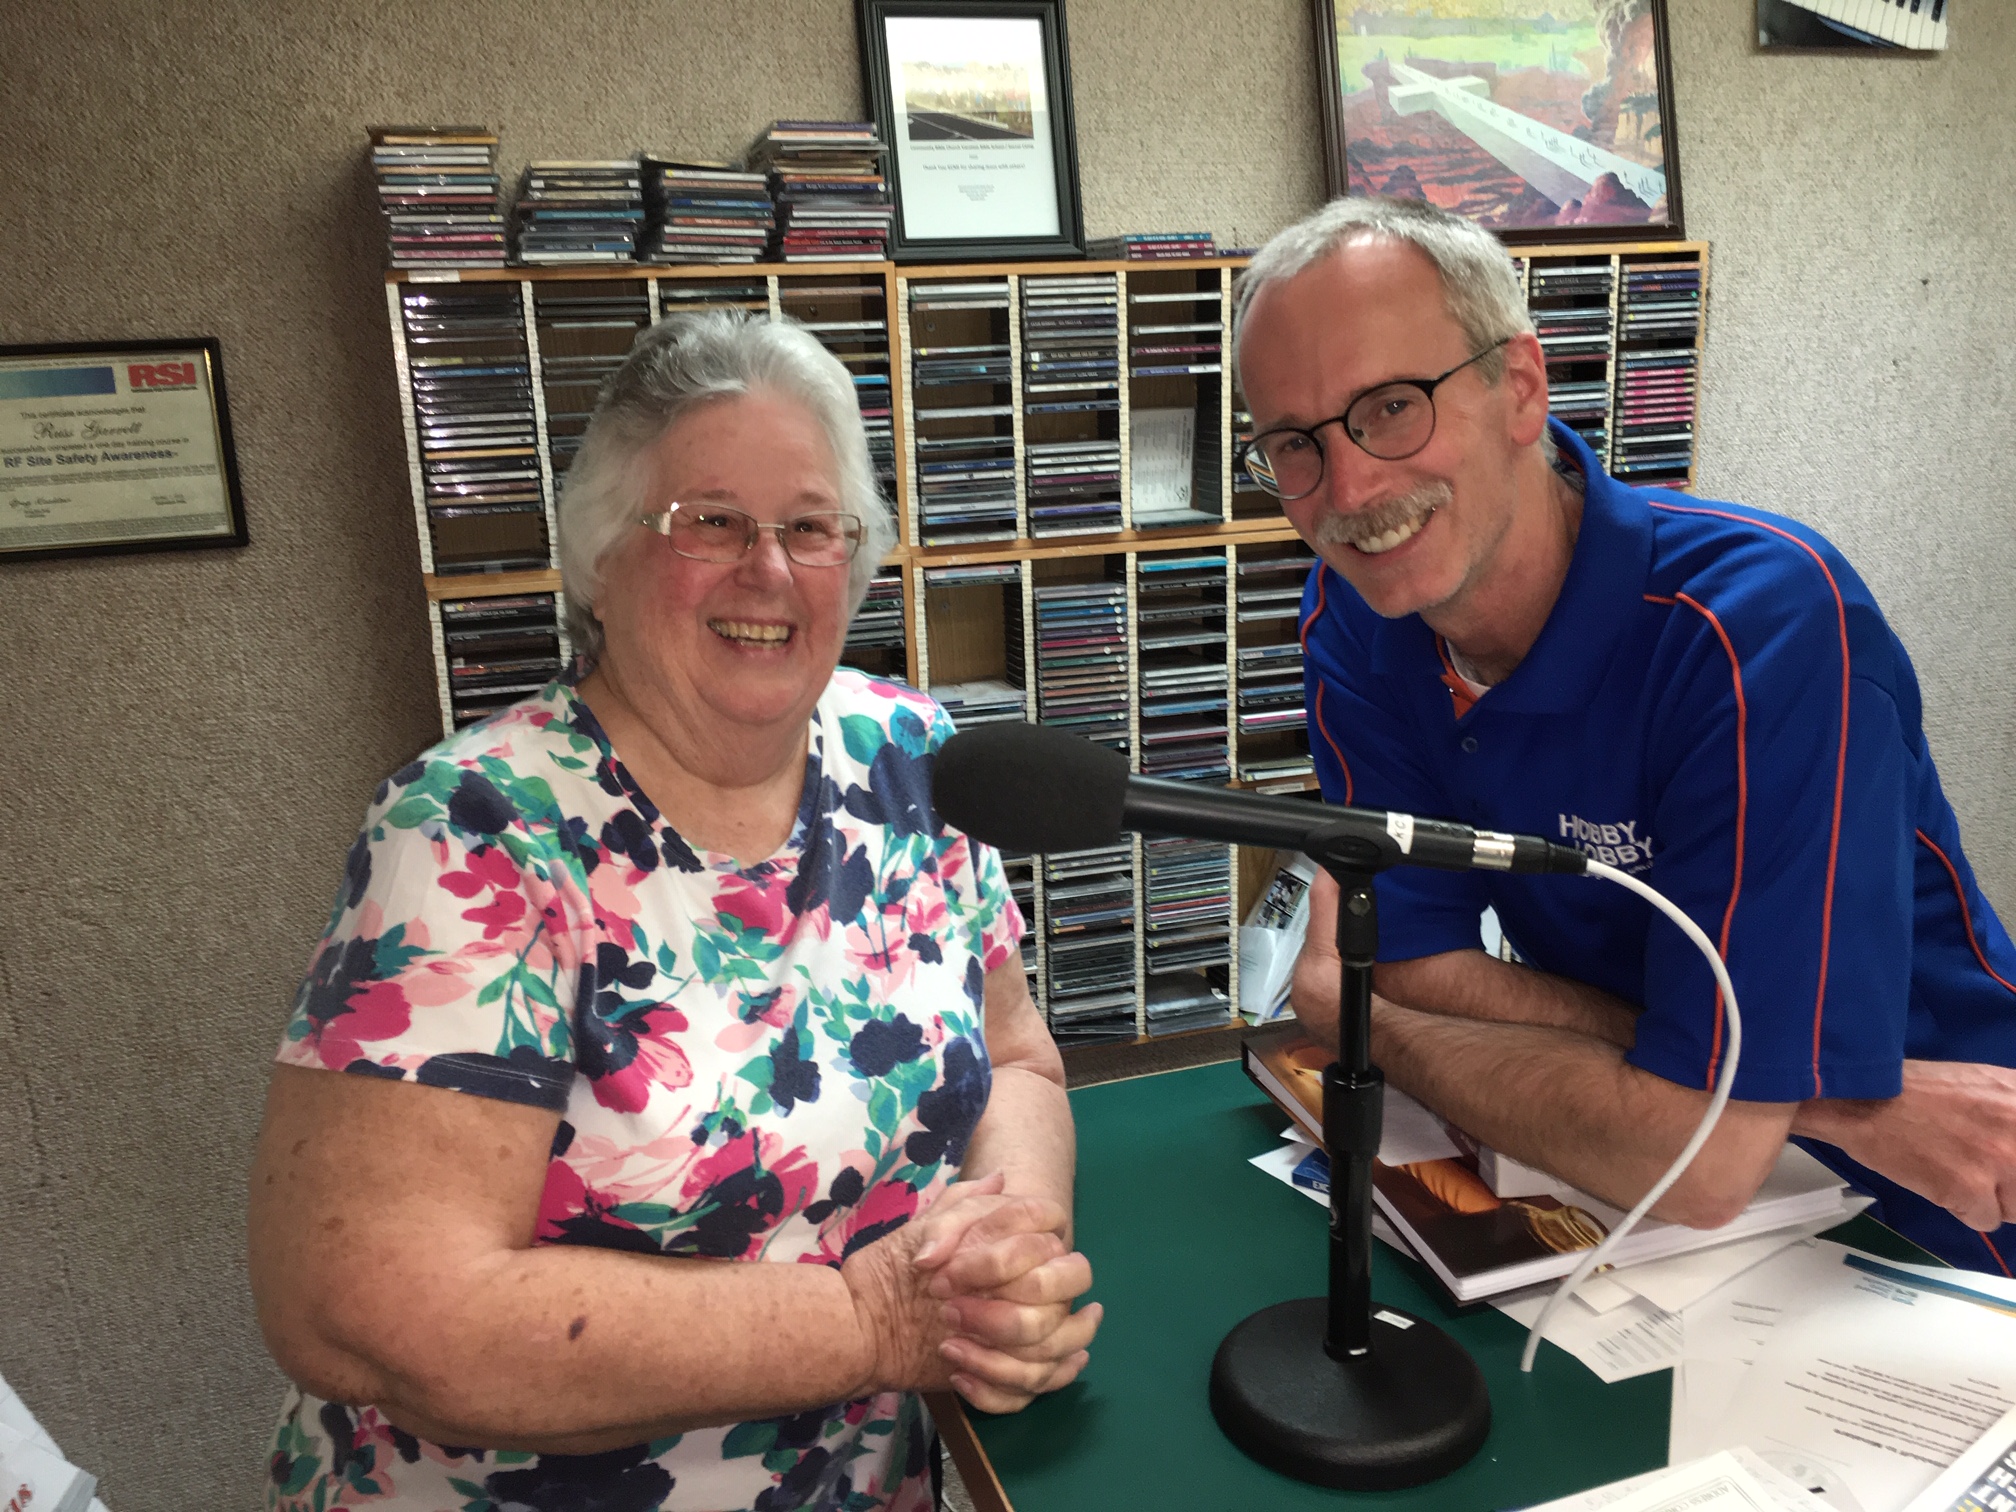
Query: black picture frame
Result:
<box><xmin>856</xmin><ymin>0</ymin><xmax>1086</xmax><ymax>262</ymax></box>
<box><xmin>0</xmin><ymin>336</ymin><xmax>249</xmax><ymax>565</ymax></box>
<box><xmin>1311</xmin><ymin>0</ymin><xmax>1686</xmax><ymax>244</ymax></box>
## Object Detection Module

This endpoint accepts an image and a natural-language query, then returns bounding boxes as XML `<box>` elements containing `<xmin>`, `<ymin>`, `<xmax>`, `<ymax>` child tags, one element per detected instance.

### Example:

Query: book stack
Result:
<box><xmin>1134</xmin><ymin>552</ymin><xmax>1230</xmax><ymax>783</ymax></box>
<box><xmin>439</xmin><ymin>593</ymin><xmax>565</xmax><ymax>726</ymax></box>
<box><xmin>1042</xmin><ymin>843</ymin><xmax>1139</xmax><ymax>1045</ymax></box>
<box><xmin>1</xmin><ymin>1372</ymin><xmax>102</xmax><ymax>1512</ymax></box>
<box><xmin>511</xmin><ymin>160</ymin><xmax>646</xmax><ymax>263</ymax></box>
<box><xmin>532</xmin><ymin>284</ymin><xmax>650</xmax><ymax>480</ymax></box>
<box><xmin>1022</xmin><ymin>273</ymin><xmax>1123</xmax><ymax>537</ymax></box>
<box><xmin>1088</xmin><ymin>231</ymin><xmax>1218</xmax><ymax>260</ymax></box>
<box><xmin>639</xmin><ymin>156</ymin><xmax>773</xmax><ymax>264</ymax></box>
<box><xmin>1529</xmin><ymin>260</ymin><xmax>1617</xmax><ymax>458</ymax></box>
<box><xmin>908</xmin><ymin>280</ymin><xmax>1019</xmax><ymax>545</ymax></box>
<box><xmin>1008</xmin><ymin>578</ymin><xmax>1131</xmax><ymax>755</ymax></box>
<box><xmin>780</xmin><ymin>279</ymin><xmax>896</xmax><ymax>495</ymax></box>
<box><xmin>748</xmin><ymin>121</ymin><xmax>893</xmax><ymax>262</ymax></box>
<box><xmin>1611</xmin><ymin>261</ymin><xmax>1702</xmax><ymax>488</ymax></box>
<box><xmin>841</xmin><ymin>564</ymin><xmax>906</xmax><ymax>682</ymax></box>
<box><xmin>370</xmin><ymin>125</ymin><xmax>506</xmax><ymax>269</ymax></box>
<box><xmin>399</xmin><ymin>285</ymin><xmax>549</xmax><ymax>574</ymax></box>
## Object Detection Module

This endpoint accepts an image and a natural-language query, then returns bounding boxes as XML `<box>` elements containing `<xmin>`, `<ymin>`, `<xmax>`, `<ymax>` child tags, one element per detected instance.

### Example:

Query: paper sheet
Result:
<box><xmin>1491</xmin><ymin>1285</ymin><xmax>1684</xmax><ymax>1384</ymax></box>
<box><xmin>1690</xmin><ymin>1259</ymin><xmax>2016</xmax><ymax>1512</ymax></box>
<box><xmin>1520</xmin><ymin>1448</ymin><xmax>1833</xmax><ymax>1512</ymax></box>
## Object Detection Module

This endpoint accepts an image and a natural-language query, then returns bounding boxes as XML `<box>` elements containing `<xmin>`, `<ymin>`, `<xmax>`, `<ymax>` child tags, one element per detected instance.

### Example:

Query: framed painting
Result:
<box><xmin>1314</xmin><ymin>0</ymin><xmax>1685</xmax><ymax>241</ymax></box>
<box><xmin>857</xmin><ymin>0</ymin><xmax>1086</xmax><ymax>262</ymax></box>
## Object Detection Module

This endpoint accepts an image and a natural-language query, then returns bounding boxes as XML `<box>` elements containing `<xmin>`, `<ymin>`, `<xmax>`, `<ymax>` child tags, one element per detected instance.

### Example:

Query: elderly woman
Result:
<box><xmin>248</xmin><ymin>311</ymin><xmax>1098</xmax><ymax>1511</ymax></box>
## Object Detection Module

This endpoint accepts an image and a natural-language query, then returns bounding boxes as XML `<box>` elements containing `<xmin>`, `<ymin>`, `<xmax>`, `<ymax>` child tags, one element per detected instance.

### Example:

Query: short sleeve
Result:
<box><xmin>917</xmin><ymin>691</ymin><xmax>1025</xmax><ymax>975</ymax></box>
<box><xmin>1626</xmin><ymin>605</ymin><xmax>1914</xmax><ymax>1102</ymax></box>
<box><xmin>1302</xmin><ymin>567</ymin><xmax>1490</xmax><ymax>961</ymax></box>
<box><xmin>276</xmin><ymin>761</ymin><xmax>583</xmax><ymax>1111</ymax></box>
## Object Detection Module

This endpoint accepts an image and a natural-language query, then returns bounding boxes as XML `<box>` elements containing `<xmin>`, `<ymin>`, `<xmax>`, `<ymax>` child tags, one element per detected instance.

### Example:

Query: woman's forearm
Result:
<box><xmin>962</xmin><ymin>1065</ymin><xmax>1077</xmax><ymax>1234</ymax></box>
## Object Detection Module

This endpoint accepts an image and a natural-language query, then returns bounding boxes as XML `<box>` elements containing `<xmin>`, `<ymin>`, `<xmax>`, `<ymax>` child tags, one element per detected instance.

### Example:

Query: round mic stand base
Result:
<box><xmin>1209</xmin><ymin>1297</ymin><xmax>1490</xmax><ymax>1489</ymax></box>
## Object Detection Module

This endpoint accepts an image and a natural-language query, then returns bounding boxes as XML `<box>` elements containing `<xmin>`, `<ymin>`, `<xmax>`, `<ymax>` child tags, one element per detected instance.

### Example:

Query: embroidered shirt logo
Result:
<box><xmin>1560</xmin><ymin>813</ymin><xmax>1655</xmax><ymax>872</ymax></box>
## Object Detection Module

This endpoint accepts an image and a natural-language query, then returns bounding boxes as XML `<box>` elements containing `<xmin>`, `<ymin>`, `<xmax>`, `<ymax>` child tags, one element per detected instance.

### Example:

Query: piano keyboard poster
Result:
<box><xmin>1326</xmin><ymin>0</ymin><xmax>1680</xmax><ymax>237</ymax></box>
<box><xmin>1757</xmin><ymin>1</ymin><xmax>1949</xmax><ymax>51</ymax></box>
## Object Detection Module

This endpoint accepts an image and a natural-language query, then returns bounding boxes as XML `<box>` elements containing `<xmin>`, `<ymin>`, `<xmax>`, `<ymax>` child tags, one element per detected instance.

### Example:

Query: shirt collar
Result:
<box><xmin>1365</xmin><ymin>419</ymin><xmax>1654</xmax><ymax>712</ymax></box>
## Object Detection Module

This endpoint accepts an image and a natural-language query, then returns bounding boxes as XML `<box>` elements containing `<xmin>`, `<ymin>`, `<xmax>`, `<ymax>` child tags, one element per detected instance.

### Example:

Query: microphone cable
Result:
<box><xmin>1517</xmin><ymin>858</ymin><xmax>1743</xmax><ymax>1374</ymax></box>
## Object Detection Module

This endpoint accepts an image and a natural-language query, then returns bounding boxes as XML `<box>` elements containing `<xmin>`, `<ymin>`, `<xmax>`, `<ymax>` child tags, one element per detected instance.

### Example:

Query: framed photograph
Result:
<box><xmin>0</xmin><ymin>337</ymin><xmax>248</xmax><ymax>564</ymax></box>
<box><xmin>857</xmin><ymin>0</ymin><xmax>1086</xmax><ymax>262</ymax></box>
<box><xmin>1313</xmin><ymin>0</ymin><xmax>1685</xmax><ymax>242</ymax></box>
<box><xmin>1758</xmin><ymin>0</ymin><xmax>1948</xmax><ymax>51</ymax></box>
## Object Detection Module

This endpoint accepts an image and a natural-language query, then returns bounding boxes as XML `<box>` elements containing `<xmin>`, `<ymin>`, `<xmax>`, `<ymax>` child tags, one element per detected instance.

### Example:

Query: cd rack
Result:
<box><xmin>380</xmin><ymin>239</ymin><xmax>1708</xmax><ymax>1056</ymax></box>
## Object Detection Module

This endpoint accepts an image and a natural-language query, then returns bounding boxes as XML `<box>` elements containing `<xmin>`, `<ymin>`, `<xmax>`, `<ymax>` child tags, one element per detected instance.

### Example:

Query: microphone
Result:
<box><xmin>931</xmin><ymin>721</ymin><xmax>1586</xmax><ymax>875</ymax></box>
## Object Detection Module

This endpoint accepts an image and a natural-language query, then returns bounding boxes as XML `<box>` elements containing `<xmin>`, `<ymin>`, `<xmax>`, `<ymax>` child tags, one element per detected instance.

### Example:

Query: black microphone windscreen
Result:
<box><xmin>932</xmin><ymin>722</ymin><xmax>1128</xmax><ymax>854</ymax></box>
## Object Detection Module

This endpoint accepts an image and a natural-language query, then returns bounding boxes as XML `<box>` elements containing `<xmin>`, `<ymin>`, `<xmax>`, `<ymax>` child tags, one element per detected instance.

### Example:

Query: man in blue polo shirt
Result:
<box><xmin>1235</xmin><ymin>196</ymin><xmax>2016</xmax><ymax>1273</ymax></box>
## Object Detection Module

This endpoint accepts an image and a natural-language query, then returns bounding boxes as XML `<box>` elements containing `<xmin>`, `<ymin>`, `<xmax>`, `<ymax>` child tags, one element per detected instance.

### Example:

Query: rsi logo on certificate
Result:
<box><xmin>0</xmin><ymin>339</ymin><xmax>246</xmax><ymax>561</ymax></box>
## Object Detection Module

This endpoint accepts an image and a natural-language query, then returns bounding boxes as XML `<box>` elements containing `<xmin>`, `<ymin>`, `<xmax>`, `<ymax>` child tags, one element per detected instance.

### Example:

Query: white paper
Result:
<box><xmin>1492</xmin><ymin>1284</ymin><xmax>1683</xmax><ymax>1384</ymax></box>
<box><xmin>1901</xmin><ymin>1400</ymin><xmax>2016</xmax><ymax>1511</ymax></box>
<box><xmin>1693</xmin><ymin>1261</ymin><xmax>2016</xmax><ymax>1511</ymax></box>
<box><xmin>0</xmin><ymin>1374</ymin><xmax>60</xmax><ymax>1456</ymax></box>
<box><xmin>1521</xmin><ymin>1448</ymin><xmax>1833</xmax><ymax>1512</ymax></box>
<box><xmin>1127</xmin><ymin>407</ymin><xmax>1196</xmax><ymax>517</ymax></box>
<box><xmin>1621</xmin><ymin>1217</ymin><xmax>1867</xmax><ymax>1317</ymax></box>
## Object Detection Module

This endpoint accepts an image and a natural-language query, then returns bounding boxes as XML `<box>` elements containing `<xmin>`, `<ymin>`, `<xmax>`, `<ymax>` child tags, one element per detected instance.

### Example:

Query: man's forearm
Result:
<box><xmin>1371</xmin><ymin>1002</ymin><xmax>1795</xmax><ymax>1227</ymax></box>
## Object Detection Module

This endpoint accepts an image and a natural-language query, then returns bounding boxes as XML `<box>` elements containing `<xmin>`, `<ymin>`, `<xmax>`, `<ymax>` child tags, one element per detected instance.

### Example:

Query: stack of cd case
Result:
<box><xmin>1611</xmin><ymin>261</ymin><xmax>1702</xmax><ymax>488</ymax></box>
<box><xmin>639</xmin><ymin>157</ymin><xmax>773</xmax><ymax>264</ymax></box>
<box><xmin>1021</xmin><ymin>273</ymin><xmax>1122</xmax><ymax>537</ymax></box>
<box><xmin>1001</xmin><ymin>855</ymin><xmax>1038</xmax><ymax>982</ymax></box>
<box><xmin>371</xmin><ymin>125</ymin><xmax>505</xmax><ymax>268</ymax></box>
<box><xmin>1134</xmin><ymin>552</ymin><xmax>1230</xmax><ymax>783</ymax></box>
<box><xmin>1007</xmin><ymin>578</ymin><xmax>1131</xmax><ymax>755</ymax></box>
<box><xmin>437</xmin><ymin>594</ymin><xmax>564</xmax><ymax>726</ymax></box>
<box><xmin>1530</xmin><ymin>261</ymin><xmax>1617</xmax><ymax>457</ymax></box>
<box><xmin>532</xmin><ymin>284</ymin><xmax>650</xmax><ymax>481</ymax></box>
<box><xmin>1142</xmin><ymin>830</ymin><xmax>1236</xmax><ymax>1035</ymax></box>
<box><xmin>907</xmin><ymin>280</ymin><xmax>1018</xmax><ymax>545</ymax></box>
<box><xmin>1042</xmin><ymin>844</ymin><xmax>1138</xmax><ymax>1044</ymax></box>
<box><xmin>512</xmin><ymin>161</ymin><xmax>646</xmax><ymax>264</ymax></box>
<box><xmin>781</xmin><ymin>279</ymin><xmax>895</xmax><ymax>498</ymax></box>
<box><xmin>399</xmin><ymin>286</ymin><xmax>548</xmax><ymax>573</ymax></box>
<box><xmin>1236</xmin><ymin>641</ymin><xmax>1307</xmax><ymax>740</ymax></box>
<box><xmin>842</xmin><ymin>564</ymin><xmax>906</xmax><ymax>682</ymax></box>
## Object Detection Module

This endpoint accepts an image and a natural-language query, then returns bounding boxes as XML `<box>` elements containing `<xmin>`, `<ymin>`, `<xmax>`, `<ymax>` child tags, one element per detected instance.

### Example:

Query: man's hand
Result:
<box><xmin>1794</xmin><ymin>1060</ymin><xmax>2016</xmax><ymax>1233</ymax></box>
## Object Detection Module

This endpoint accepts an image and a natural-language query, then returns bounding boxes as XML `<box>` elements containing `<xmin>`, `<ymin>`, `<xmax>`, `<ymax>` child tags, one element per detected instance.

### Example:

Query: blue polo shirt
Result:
<box><xmin>1301</xmin><ymin>420</ymin><xmax>2016</xmax><ymax>1273</ymax></box>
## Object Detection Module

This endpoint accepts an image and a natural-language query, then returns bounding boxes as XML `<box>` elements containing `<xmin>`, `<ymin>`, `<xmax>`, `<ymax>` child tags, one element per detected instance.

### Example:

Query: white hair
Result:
<box><xmin>556</xmin><ymin>309</ymin><xmax>896</xmax><ymax>662</ymax></box>
<box><xmin>1232</xmin><ymin>196</ymin><xmax>1538</xmax><ymax>391</ymax></box>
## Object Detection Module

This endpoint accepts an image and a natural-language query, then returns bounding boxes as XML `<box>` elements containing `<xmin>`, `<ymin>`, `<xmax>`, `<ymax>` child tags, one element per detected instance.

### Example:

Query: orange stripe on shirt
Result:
<box><xmin>1300</xmin><ymin>572</ymin><xmax>1354</xmax><ymax>804</ymax></box>
<box><xmin>1915</xmin><ymin>829</ymin><xmax>2016</xmax><ymax>998</ymax></box>
<box><xmin>1982</xmin><ymin>1232</ymin><xmax>2015</xmax><ymax>1279</ymax></box>
<box><xmin>1651</xmin><ymin>501</ymin><xmax>1850</xmax><ymax>1097</ymax></box>
<box><xmin>1671</xmin><ymin>591</ymin><xmax>1749</xmax><ymax>1087</ymax></box>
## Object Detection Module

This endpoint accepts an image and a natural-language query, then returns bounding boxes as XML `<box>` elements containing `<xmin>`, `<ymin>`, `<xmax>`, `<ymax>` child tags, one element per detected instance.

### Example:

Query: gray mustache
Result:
<box><xmin>1311</xmin><ymin>480</ymin><xmax>1454</xmax><ymax>549</ymax></box>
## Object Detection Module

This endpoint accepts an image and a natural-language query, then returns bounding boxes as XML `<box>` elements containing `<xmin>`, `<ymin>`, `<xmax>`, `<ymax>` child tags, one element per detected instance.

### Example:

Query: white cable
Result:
<box><xmin>1517</xmin><ymin>858</ymin><xmax>1743</xmax><ymax>1374</ymax></box>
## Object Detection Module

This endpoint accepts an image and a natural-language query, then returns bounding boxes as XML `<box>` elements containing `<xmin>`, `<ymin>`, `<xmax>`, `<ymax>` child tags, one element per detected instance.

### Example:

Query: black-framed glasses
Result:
<box><xmin>1238</xmin><ymin>338</ymin><xmax>1513</xmax><ymax>502</ymax></box>
<box><xmin>638</xmin><ymin>502</ymin><xmax>865</xmax><ymax>567</ymax></box>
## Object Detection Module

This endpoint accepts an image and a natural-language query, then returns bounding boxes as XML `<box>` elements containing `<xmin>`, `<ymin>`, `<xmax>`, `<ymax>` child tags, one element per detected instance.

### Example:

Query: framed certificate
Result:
<box><xmin>857</xmin><ymin>0</ymin><xmax>1086</xmax><ymax>262</ymax></box>
<box><xmin>0</xmin><ymin>337</ymin><xmax>248</xmax><ymax>564</ymax></box>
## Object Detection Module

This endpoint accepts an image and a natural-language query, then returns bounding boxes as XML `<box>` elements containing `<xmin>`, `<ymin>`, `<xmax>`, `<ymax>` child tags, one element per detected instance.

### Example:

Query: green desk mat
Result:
<box><xmin>968</xmin><ymin>1058</ymin><xmax>1927</xmax><ymax>1512</ymax></box>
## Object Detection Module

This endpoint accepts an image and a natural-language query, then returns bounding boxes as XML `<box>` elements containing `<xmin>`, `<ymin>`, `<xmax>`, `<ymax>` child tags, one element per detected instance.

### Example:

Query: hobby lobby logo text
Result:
<box><xmin>1560</xmin><ymin>814</ymin><xmax>1655</xmax><ymax>872</ymax></box>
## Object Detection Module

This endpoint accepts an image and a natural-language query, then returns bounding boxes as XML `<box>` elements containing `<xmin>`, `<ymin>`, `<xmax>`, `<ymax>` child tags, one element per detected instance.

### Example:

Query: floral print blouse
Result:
<box><xmin>266</xmin><ymin>670</ymin><xmax>1023</xmax><ymax>1512</ymax></box>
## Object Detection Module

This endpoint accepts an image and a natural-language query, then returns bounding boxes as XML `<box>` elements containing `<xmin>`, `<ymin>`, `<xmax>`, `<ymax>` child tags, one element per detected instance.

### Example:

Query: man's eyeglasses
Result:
<box><xmin>1238</xmin><ymin>337</ymin><xmax>1513</xmax><ymax>502</ymax></box>
<box><xmin>638</xmin><ymin>502</ymin><xmax>865</xmax><ymax>567</ymax></box>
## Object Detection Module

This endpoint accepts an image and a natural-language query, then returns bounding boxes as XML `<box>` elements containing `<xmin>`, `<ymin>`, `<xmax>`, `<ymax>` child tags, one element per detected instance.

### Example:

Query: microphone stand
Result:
<box><xmin>1208</xmin><ymin>836</ymin><xmax>1491</xmax><ymax>1489</ymax></box>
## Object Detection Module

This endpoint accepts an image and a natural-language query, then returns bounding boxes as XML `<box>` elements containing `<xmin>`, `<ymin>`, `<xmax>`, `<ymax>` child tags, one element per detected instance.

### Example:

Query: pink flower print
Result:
<box><xmin>675</xmin><ymin>1131</ymin><xmax>821</xmax><ymax>1258</ymax></box>
<box><xmin>715</xmin><ymin>870</ymin><xmax>792</xmax><ymax>937</ymax></box>
<box><xmin>295</xmin><ymin>936</ymin><xmax>416</xmax><ymax>1069</ymax></box>
<box><xmin>803</xmin><ymin>1176</ymin><xmax>921</xmax><ymax>1266</ymax></box>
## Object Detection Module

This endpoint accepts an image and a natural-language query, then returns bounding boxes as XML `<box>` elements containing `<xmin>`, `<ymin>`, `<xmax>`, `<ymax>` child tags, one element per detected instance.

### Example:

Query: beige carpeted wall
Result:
<box><xmin>0</xmin><ymin>1</ymin><xmax>2010</xmax><ymax>1506</ymax></box>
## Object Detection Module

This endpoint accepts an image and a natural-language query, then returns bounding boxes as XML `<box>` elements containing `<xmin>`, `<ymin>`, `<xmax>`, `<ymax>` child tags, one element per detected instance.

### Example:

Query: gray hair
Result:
<box><xmin>1231</xmin><ymin>196</ymin><xmax>1536</xmax><ymax>389</ymax></box>
<box><xmin>557</xmin><ymin>308</ymin><xmax>897</xmax><ymax>661</ymax></box>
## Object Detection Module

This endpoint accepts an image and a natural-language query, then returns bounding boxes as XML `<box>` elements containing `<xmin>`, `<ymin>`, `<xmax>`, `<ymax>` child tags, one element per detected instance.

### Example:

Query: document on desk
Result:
<box><xmin>1899</xmin><ymin>1400</ymin><xmax>2016</xmax><ymax>1512</ymax></box>
<box><xmin>1517</xmin><ymin>1447</ymin><xmax>1832</xmax><ymax>1512</ymax></box>
<box><xmin>1688</xmin><ymin>1258</ymin><xmax>2016</xmax><ymax>1512</ymax></box>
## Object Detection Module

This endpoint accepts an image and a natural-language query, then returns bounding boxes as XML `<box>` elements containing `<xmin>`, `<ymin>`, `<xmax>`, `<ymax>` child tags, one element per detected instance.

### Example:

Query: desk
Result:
<box><xmin>941</xmin><ymin>1059</ymin><xmax>1929</xmax><ymax>1511</ymax></box>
